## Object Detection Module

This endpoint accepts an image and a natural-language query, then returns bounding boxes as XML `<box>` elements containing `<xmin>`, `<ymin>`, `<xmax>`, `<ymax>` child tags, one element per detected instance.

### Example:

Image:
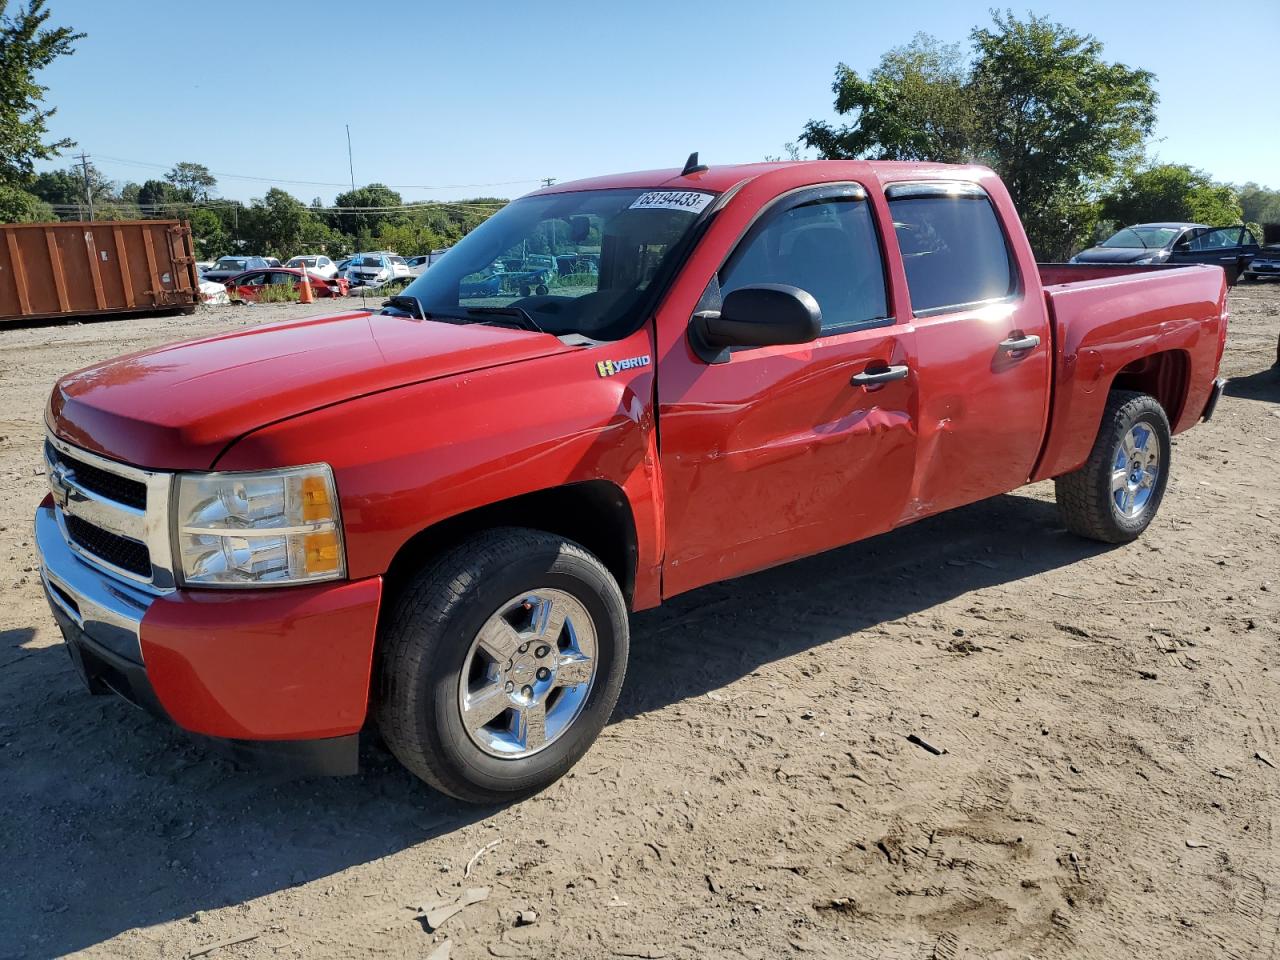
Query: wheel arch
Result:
<box><xmin>1107</xmin><ymin>349</ymin><xmax>1191</xmax><ymax>426</ymax></box>
<box><xmin>382</xmin><ymin>479</ymin><xmax>639</xmax><ymax>609</ymax></box>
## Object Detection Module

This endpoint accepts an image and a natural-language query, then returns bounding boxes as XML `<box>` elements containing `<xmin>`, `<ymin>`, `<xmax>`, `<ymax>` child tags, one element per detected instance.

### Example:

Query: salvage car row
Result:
<box><xmin>195</xmin><ymin>249</ymin><xmax>454</xmax><ymax>302</ymax></box>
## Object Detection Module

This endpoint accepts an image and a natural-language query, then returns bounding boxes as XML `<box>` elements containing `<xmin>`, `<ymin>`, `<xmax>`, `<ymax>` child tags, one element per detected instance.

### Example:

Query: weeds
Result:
<box><xmin>254</xmin><ymin>283</ymin><xmax>301</xmax><ymax>303</ymax></box>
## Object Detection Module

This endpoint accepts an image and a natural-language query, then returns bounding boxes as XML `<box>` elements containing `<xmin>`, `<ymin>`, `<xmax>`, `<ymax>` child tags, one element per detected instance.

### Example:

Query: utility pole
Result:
<box><xmin>541</xmin><ymin>177</ymin><xmax>556</xmax><ymax>188</ymax></box>
<box><xmin>77</xmin><ymin>152</ymin><xmax>94</xmax><ymax>221</ymax></box>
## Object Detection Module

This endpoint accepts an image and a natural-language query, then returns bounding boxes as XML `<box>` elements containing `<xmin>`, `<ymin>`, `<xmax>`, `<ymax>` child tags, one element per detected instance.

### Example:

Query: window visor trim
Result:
<box><xmin>884</xmin><ymin>181</ymin><xmax>988</xmax><ymax>200</ymax></box>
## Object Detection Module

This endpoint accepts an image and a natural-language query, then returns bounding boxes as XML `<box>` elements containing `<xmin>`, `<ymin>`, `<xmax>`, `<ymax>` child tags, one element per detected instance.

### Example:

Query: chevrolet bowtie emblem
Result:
<box><xmin>49</xmin><ymin>463</ymin><xmax>71</xmax><ymax>508</ymax></box>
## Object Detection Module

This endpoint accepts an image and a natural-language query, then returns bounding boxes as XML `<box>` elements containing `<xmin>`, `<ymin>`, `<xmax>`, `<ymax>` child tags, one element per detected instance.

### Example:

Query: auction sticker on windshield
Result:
<box><xmin>629</xmin><ymin>191</ymin><xmax>714</xmax><ymax>214</ymax></box>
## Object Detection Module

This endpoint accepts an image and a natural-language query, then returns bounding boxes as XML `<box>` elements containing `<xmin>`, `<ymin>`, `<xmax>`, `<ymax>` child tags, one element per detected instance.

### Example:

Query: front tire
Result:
<box><xmin>375</xmin><ymin>528</ymin><xmax>629</xmax><ymax>804</ymax></box>
<box><xmin>1054</xmin><ymin>390</ymin><xmax>1171</xmax><ymax>543</ymax></box>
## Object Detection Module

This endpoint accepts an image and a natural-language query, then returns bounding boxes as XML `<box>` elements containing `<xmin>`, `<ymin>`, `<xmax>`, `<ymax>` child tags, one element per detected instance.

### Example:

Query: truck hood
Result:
<box><xmin>49</xmin><ymin>310</ymin><xmax>576</xmax><ymax>470</ymax></box>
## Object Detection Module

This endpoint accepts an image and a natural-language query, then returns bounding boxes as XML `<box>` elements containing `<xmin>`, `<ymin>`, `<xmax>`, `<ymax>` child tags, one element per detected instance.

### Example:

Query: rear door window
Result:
<box><xmin>1195</xmin><ymin>227</ymin><xmax>1244</xmax><ymax>250</ymax></box>
<box><xmin>719</xmin><ymin>186</ymin><xmax>889</xmax><ymax>335</ymax></box>
<box><xmin>886</xmin><ymin>183</ymin><xmax>1017</xmax><ymax>315</ymax></box>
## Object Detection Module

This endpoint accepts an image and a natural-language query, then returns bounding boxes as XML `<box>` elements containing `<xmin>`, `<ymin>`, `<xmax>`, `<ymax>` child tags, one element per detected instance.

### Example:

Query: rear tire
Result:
<box><xmin>1054</xmin><ymin>390</ymin><xmax>1171</xmax><ymax>543</ymax></box>
<box><xmin>375</xmin><ymin>528</ymin><xmax>628</xmax><ymax>804</ymax></box>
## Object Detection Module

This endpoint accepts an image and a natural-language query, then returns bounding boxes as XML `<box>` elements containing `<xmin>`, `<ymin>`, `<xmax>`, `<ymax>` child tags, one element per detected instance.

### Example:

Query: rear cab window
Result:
<box><xmin>885</xmin><ymin>182</ymin><xmax>1018</xmax><ymax>316</ymax></box>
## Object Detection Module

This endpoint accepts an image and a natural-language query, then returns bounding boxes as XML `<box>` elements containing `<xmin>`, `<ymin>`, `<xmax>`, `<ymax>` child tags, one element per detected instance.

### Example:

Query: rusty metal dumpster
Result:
<box><xmin>0</xmin><ymin>219</ymin><xmax>201</xmax><ymax>324</ymax></box>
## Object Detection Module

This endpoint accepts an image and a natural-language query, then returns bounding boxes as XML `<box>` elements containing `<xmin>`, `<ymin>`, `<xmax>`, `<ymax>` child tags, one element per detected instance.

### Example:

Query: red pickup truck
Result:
<box><xmin>36</xmin><ymin>160</ymin><xmax>1228</xmax><ymax>802</ymax></box>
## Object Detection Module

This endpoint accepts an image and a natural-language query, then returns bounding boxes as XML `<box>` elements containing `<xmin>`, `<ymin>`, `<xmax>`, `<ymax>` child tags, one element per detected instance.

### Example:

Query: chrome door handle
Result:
<box><xmin>851</xmin><ymin>364</ymin><xmax>909</xmax><ymax>386</ymax></box>
<box><xmin>999</xmin><ymin>333</ymin><xmax>1040</xmax><ymax>353</ymax></box>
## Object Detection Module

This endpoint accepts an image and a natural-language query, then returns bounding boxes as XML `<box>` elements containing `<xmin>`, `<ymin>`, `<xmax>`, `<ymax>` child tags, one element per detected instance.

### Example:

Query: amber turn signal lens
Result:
<box><xmin>303</xmin><ymin>530</ymin><xmax>341</xmax><ymax>574</ymax></box>
<box><xmin>301</xmin><ymin>474</ymin><xmax>334</xmax><ymax>522</ymax></box>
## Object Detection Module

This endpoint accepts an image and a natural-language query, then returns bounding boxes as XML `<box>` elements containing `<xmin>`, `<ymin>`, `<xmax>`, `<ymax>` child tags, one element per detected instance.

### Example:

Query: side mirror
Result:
<box><xmin>690</xmin><ymin>284</ymin><xmax>821</xmax><ymax>363</ymax></box>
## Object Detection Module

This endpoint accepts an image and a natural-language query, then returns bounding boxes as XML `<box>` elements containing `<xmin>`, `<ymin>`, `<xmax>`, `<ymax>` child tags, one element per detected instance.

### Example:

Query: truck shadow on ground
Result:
<box><xmin>1</xmin><ymin>490</ymin><xmax>1109</xmax><ymax>956</ymax></box>
<box><xmin>618</xmin><ymin>490</ymin><xmax>1104</xmax><ymax>722</ymax></box>
<box><xmin>1224</xmin><ymin>364</ymin><xmax>1280</xmax><ymax>403</ymax></box>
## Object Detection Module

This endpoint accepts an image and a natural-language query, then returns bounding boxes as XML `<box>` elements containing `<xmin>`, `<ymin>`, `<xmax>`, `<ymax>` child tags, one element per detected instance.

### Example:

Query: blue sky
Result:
<box><xmin>33</xmin><ymin>0</ymin><xmax>1280</xmax><ymax>203</ymax></box>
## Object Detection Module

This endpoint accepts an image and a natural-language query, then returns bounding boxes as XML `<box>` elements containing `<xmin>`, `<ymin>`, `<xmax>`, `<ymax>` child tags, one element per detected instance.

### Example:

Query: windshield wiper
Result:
<box><xmin>464</xmin><ymin>306</ymin><xmax>546</xmax><ymax>334</ymax></box>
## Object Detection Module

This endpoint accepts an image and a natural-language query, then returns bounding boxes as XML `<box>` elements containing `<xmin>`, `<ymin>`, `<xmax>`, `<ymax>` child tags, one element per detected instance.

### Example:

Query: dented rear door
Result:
<box><xmin>882</xmin><ymin>180</ymin><xmax>1051</xmax><ymax>520</ymax></box>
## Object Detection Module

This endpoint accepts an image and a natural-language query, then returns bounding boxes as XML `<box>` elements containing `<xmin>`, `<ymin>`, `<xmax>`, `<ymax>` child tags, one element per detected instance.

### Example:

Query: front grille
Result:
<box><xmin>47</xmin><ymin>441</ymin><xmax>147</xmax><ymax>510</ymax></box>
<box><xmin>64</xmin><ymin>514</ymin><xmax>151</xmax><ymax>577</ymax></box>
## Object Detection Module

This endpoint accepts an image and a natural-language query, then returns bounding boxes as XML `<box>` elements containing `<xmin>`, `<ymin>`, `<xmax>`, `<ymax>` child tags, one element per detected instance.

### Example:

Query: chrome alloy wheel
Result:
<box><xmin>458</xmin><ymin>589</ymin><xmax>598</xmax><ymax>759</ymax></box>
<box><xmin>1112</xmin><ymin>423</ymin><xmax>1161</xmax><ymax>519</ymax></box>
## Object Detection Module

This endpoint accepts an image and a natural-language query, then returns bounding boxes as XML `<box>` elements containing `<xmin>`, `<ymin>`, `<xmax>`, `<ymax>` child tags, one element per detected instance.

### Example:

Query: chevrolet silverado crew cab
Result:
<box><xmin>36</xmin><ymin>159</ymin><xmax>1229</xmax><ymax>803</ymax></box>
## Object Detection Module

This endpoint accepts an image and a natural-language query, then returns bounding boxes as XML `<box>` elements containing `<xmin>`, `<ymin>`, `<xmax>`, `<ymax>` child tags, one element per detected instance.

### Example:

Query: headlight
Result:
<box><xmin>175</xmin><ymin>464</ymin><xmax>346</xmax><ymax>587</ymax></box>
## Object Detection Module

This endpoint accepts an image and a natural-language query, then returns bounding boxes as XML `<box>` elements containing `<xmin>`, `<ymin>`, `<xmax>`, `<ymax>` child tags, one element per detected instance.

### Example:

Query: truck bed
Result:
<box><xmin>1031</xmin><ymin>262</ymin><xmax>1228</xmax><ymax>482</ymax></box>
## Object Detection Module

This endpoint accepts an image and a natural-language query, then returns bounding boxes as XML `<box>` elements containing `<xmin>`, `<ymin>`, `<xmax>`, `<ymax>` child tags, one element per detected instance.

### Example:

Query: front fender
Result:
<box><xmin>213</xmin><ymin>327</ymin><xmax>664</xmax><ymax>608</ymax></box>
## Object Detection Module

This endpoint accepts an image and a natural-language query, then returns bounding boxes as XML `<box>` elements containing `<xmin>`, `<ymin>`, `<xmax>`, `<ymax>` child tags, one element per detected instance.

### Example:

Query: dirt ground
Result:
<box><xmin>1</xmin><ymin>285</ymin><xmax>1278</xmax><ymax>960</ymax></box>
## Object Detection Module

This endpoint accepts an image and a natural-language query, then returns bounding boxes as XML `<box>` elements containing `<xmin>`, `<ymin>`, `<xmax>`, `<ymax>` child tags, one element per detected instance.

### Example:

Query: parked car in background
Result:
<box><xmin>406</xmin><ymin>249</ymin><xmax>451</xmax><ymax>276</ymax></box>
<box><xmin>195</xmin><ymin>261</ymin><xmax>214</xmax><ymax>275</ymax></box>
<box><xmin>202</xmin><ymin>256</ymin><xmax>272</xmax><ymax>283</ymax></box>
<box><xmin>265</xmin><ymin>258</ymin><xmax>282</xmax><ymax>268</ymax></box>
<box><xmin>198</xmin><ymin>279</ymin><xmax>229</xmax><ymax>304</ymax></box>
<box><xmin>1243</xmin><ymin>244</ymin><xmax>1280</xmax><ymax>282</ymax></box>
<box><xmin>286</xmin><ymin>255</ymin><xmax>338</xmax><ymax>279</ymax></box>
<box><xmin>225</xmin><ymin>268</ymin><xmax>348</xmax><ymax>301</ymax></box>
<box><xmin>1072</xmin><ymin>222</ymin><xmax>1260</xmax><ymax>282</ymax></box>
<box><xmin>342</xmin><ymin>253</ymin><xmax>411</xmax><ymax>287</ymax></box>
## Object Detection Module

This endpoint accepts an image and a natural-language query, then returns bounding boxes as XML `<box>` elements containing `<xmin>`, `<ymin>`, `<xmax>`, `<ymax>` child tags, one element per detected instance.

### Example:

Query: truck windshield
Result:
<box><xmin>1101</xmin><ymin>226</ymin><xmax>1181</xmax><ymax>249</ymax></box>
<box><xmin>394</xmin><ymin>187</ymin><xmax>715</xmax><ymax>341</ymax></box>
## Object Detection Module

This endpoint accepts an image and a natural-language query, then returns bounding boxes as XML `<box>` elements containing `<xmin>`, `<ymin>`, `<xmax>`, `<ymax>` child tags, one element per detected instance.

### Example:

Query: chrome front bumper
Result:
<box><xmin>36</xmin><ymin>503</ymin><xmax>155</xmax><ymax>664</ymax></box>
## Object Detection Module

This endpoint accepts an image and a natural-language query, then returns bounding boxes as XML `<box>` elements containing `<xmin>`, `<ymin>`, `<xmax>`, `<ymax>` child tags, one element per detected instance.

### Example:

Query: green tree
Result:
<box><xmin>373</xmin><ymin>220</ymin><xmax>447</xmax><ymax>259</ymax></box>
<box><xmin>241</xmin><ymin>187</ymin><xmax>333</xmax><ymax>259</ymax></box>
<box><xmin>0</xmin><ymin>183</ymin><xmax>52</xmax><ymax>221</ymax></box>
<box><xmin>136</xmin><ymin>178</ymin><xmax>182</xmax><ymax>209</ymax></box>
<box><xmin>187</xmin><ymin>207</ymin><xmax>231</xmax><ymax>259</ymax></box>
<box><xmin>29</xmin><ymin>166</ymin><xmax>82</xmax><ymax>205</ymax></box>
<box><xmin>331</xmin><ymin>183</ymin><xmax>404</xmax><ymax>238</ymax></box>
<box><xmin>29</xmin><ymin>162</ymin><xmax>115</xmax><ymax>216</ymax></box>
<box><xmin>1103</xmin><ymin>164</ymin><xmax>1242</xmax><ymax>228</ymax></box>
<box><xmin>801</xmin><ymin>35</ymin><xmax>978</xmax><ymax>163</ymax></box>
<box><xmin>970</xmin><ymin>12</ymin><xmax>1156</xmax><ymax>259</ymax></box>
<box><xmin>165</xmin><ymin>161</ymin><xmax>216</xmax><ymax>201</ymax></box>
<box><xmin>0</xmin><ymin>0</ymin><xmax>82</xmax><ymax>189</ymax></box>
<box><xmin>1237</xmin><ymin>182</ymin><xmax>1280</xmax><ymax>230</ymax></box>
<box><xmin>801</xmin><ymin>11</ymin><xmax>1158</xmax><ymax>259</ymax></box>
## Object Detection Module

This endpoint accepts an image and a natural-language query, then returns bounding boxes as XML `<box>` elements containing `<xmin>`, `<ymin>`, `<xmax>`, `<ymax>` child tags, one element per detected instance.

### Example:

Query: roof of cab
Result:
<box><xmin>529</xmin><ymin>159</ymin><xmax>999</xmax><ymax>198</ymax></box>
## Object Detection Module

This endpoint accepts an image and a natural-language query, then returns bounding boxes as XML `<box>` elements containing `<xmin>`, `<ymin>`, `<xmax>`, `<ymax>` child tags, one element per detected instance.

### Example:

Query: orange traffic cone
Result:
<box><xmin>298</xmin><ymin>265</ymin><xmax>314</xmax><ymax>304</ymax></box>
